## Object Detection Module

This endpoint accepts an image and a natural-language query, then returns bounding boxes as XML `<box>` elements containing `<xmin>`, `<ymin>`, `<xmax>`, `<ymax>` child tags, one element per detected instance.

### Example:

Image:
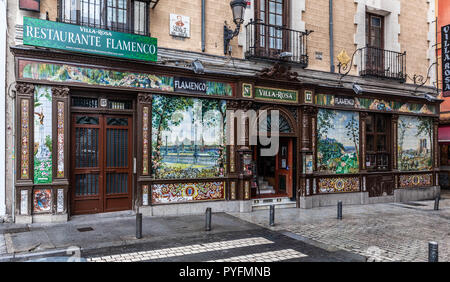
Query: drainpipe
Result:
<box><xmin>202</xmin><ymin>0</ymin><xmax>205</xmax><ymax>52</ymax></box>
<box><xmin>329</xmin><ymin>0</ymin><xmax>335</xmax><ymax>73</ymax></box>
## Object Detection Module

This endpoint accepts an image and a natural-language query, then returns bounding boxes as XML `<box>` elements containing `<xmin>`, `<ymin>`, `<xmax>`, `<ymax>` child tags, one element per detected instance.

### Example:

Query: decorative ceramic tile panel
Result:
<box><xmin>231</xmin><ymin>181</ymin><xmax>236</xmax><ymax>200</ymax></box>
<box><xmin>20</xmin><ymin>99</ymin><xmax>30</xmax><ymax>179</ymax></box>
<box><xmin>397</xmin><ymin>116</ymin><xmax>432</xmax><ymax>171</ymax></box>
<box><xmin>57</xmin><ymin>189</ymin><xmax>64</xmax><ymax>213</ymax></box>
<box><xmin>19</xmin><ymin>60</ymin><xmax>234</xmax><ymax>96</ymax></box>
<box><xmin>20</xmin><ymin>190</ymin><xmax>28</xmax><ymax>215</ymax></box>
<box><xmin>318</xmin><ymin>177</ymin><xmax>360</xmax><ymax>193</ymax></box>
<box><xmin>244</xmin><ymin>181</ymin><xmax>250</xmax><ymax>200</ymax></box>
<box><xmin>152</xmin><ymin>182</ymin><xmax>225</xmax><ymax>204</ymax></box>
<box><xmin>399</xmin><ymin>174</ymin><xmax>432</xmax><ymax>188</ymax></box>
<box><xmin>33</xmin><ymin>189</ymin><xmax>52</xmax><ymax>213</ymax></box>
<box><xmin>142</xmin><ymin>106</ymin><xmax>149</xmax><ymax>175</ymax></box>
<box><xmin>142</xmin><ymin>185</ymin><xmax>149</xmax><ymax>205</ymax></box>
<box><xmin>57</xmin><ymin>101</ymin><xmax>64</xmax><ymax>178</ymax></box>
<box><xmin>34</xmin><ymin>86</ymin><xmax>52</xmax><ymax>184</ymax></box>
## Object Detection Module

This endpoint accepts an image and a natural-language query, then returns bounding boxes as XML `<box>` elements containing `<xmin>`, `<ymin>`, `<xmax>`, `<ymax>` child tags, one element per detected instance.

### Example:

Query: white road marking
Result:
<box><xmin>87</xmin><ymin>237</ymin><xmax>274</xmax><ymax>262</ymax></box>
<box><xmin>208</xmin><ymin>249</ymin><xmax>307</xmax><ymax>262</ymax></box>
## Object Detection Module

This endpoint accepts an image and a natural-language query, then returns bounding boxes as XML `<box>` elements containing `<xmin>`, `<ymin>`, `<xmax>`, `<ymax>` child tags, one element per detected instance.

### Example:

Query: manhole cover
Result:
<box><xmin>77</xmin><ymin>227</ymin><xmax>94</xmax><ymax>232</ymax></box>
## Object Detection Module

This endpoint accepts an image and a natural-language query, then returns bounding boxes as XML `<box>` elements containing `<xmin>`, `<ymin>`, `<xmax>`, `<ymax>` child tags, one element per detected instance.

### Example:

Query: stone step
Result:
<box><xmin>251</xmin><ymin>197</ymin><xmax>296</xmax><ymax>211</ymax></box>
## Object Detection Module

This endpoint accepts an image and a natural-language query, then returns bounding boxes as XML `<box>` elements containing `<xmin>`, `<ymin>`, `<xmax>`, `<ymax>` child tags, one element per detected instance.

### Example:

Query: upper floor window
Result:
<box><xmin>60</xmin><ymin>0</ymin><xmax>149</xmax><ymax>35</ymax></box>
<box><xmin>366</xmin><ymin>13</ymin><xmax>384</xmax><ymax>49</ymax></box>
<box><xmin>255</xmin><ymin>0</ymin><xmax>288</xmax><ymax>50</ymax></box>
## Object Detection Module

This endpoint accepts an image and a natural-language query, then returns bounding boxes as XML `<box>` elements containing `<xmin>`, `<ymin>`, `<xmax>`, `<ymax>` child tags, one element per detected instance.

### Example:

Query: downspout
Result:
<box><xmin>329</xmin><ymin>0</ymin><xmax>335</xmax><ymax>73</ymax></box>
<box><xmin>202</xmin><ymin>0</ymin><xmax>206</xmax><ymax>52</ymax></box>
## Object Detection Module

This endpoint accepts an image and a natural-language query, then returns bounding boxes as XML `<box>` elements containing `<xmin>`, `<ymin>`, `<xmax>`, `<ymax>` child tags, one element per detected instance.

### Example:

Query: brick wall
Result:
<box><xmin>34</xmin><ymin>0</ymin><xmax>431</xmax><ymax>80</ymax></box>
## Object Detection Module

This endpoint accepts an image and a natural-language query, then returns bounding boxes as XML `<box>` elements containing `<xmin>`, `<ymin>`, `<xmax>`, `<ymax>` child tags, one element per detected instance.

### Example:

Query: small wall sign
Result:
<box><xmin>304</xmin><ymin>90</ymin><xmax>313</xmax><ymax>103</ymax></box>
<box><xmin>442</xmin><ymin>24</ymin><xmax>450</xmax><ymax>97</ymax></box>
<box><xmin>334</xmin><ymin>95</ymin><xmax>355</xmax><ymax>107</ymax></box>
<box><xmin>174</xmin><ymin>77</ymin><xmax>207</xmax><ymax>94</ymax></box>
<box><xmin>170</xmin><ymin>14</ymin><xmax>190</xmax><ymax>38</ymax></box>
<box><xmin>242</xmin><ymin>83</ymin><xmax>253</xmax><ymax>98</ymax></box>
<box><xmin>255</xmin><ymin>87</ymin><xmax>298</xmax><ymax>103</ymax></box>
<box><xmin>19</xmin><ymin>0</ymin><xmax>40</xmax><ymax>12</ymax></box>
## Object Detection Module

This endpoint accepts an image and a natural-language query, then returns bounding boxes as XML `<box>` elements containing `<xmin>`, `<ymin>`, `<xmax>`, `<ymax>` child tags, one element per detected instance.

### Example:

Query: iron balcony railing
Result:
<box><xmin>245</xmin><ymin>20</ymin><xmax>310</xmax><ymax>67</ymax></box>
<box><xmin>56</xmin><ymin>18</ymin><xmax>150</xmax><ymax>36</ymax></box>
<box><xmin>359</xmin><ymin>46</ymin><xmax>406</xmax><ymax>82</ymax></box>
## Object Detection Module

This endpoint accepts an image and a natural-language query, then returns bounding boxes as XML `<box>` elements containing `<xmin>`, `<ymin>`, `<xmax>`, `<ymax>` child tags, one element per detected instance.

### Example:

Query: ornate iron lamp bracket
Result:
<box><xmin>337</xmin><ymin>48</ymin><xmax>363</xmax><ymax>84</ymax></box>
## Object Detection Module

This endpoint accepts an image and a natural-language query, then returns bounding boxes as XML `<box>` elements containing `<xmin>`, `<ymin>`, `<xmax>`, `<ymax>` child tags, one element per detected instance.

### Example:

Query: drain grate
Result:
<box><xmin>77</xmin><ymin>227</ymin><xmax>94</xmax><ymax>232</ymax></box>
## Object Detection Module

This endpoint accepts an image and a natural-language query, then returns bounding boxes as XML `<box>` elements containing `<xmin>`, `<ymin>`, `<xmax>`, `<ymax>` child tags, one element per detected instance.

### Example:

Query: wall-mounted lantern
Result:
<box><xmin>223</xmin><ymin>0</ymin><xmax>247</xmax><ymax>55</ymax></box>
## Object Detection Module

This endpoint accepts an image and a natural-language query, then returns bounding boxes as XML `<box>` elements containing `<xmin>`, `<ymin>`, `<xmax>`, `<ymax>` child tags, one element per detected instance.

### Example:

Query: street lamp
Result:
<box><xmin>224</xmin><ymin>0</ymin><xmax>247</xmax><ymax>55</ymax></box>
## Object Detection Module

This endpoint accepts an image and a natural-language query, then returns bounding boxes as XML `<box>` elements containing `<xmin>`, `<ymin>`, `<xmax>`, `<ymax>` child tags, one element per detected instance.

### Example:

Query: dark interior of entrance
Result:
<box><xmin>252</xmin><ymin>138</ymin><xmax>294</xmax><ymax>198</ymax></box>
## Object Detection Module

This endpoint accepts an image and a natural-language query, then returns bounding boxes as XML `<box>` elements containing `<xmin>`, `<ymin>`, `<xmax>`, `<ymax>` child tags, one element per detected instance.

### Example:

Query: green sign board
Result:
<box><xmin>23</xmin><ymin>17</ymin><xmax>158</xmax><ymax>62</ymax></box>
<box><xmin>255</xmin><ymin>87</ymin><xmax>298</xmax><ymax>103</ymax></box>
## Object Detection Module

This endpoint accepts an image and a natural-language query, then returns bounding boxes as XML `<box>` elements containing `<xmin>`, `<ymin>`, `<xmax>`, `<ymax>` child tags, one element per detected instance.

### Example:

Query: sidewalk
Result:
<box><xmin>0</xmin><ymin>211</ymin><xmax>259</xmax><ymax>261</ymax></box>
<box><xmin>230</xmin><ymin>199</ymin><xmax>450</xmax><ymax>262</ymax></box>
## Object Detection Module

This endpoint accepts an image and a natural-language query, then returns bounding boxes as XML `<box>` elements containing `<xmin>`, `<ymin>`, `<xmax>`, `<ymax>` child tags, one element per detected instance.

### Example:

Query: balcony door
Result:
<box><xmin>255</xmin><ymin>0</ymin><xmax>289</xmax><ymax>58</ymax></box>
<box><xmin>366</xmin><ymin>13</ymin><xmax>385</xmax><ymax>76</ymax></box>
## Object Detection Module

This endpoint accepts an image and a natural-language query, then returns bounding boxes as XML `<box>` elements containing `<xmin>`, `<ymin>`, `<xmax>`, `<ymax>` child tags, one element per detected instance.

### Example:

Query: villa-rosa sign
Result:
<box><xmin>23</xmin><ymin>17</ymin><xmax>158</xmax><ymax>62</ymax></box>
<box><xmin>255</xmin><ymin>87</ymin><xmax>298</xmax><ymax>103</ymax></box>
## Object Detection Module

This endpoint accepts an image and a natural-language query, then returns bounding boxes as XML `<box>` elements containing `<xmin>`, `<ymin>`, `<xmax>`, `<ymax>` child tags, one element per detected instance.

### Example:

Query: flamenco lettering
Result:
<box><xmin>25</xmin><ymin>25</ymin><xmax>156</xmax><ymax>55</ymax></box>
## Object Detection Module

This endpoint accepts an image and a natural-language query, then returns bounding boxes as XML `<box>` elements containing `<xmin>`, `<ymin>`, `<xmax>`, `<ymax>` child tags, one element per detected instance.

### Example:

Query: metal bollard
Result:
<box><xmin>337</xmin><ymin>201</ymin><xmax>343</xmax><ymax>220</ymax></box>
<box><xmin>434</xmin><ymin>195</ymin><xmax>440</xmax><ymax>211</ymax></box>
<box><xmin>136</xmin><ymin>213</ymin><xmax>142</xmax><ymax>239</ymax></box>
<box><xmin>205</xmin><ymin>207</ymin><xmax>212</xmax><ymax>231</ymax></box>
<box><xmin>269</xmin><ymin>205</ymin><xmax>275</xmax><ymax>226</ymax></box>
<box><xmin>428</xmin><ymin>241</ymin><xmax>438</xmax><ymax>262</ymax></box>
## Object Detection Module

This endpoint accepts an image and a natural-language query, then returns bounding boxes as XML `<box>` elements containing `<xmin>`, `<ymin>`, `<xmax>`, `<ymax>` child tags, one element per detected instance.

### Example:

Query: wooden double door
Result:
<box><xmin>71</xmin><ymin>114</ymin><xmax>133</xmax><ymax>215</ymax></box>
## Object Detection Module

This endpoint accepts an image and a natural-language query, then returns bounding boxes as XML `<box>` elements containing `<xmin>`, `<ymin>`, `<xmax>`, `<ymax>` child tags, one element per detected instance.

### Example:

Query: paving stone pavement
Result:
<box><xmin>81</xmin><ymin>228</ymin><xmax>364</xmax><ymax>262</ymax></box>
<box><xmin>230</xmin><ymin>199</ymin><xmax>450</xmax><ymax>262</ymax></box>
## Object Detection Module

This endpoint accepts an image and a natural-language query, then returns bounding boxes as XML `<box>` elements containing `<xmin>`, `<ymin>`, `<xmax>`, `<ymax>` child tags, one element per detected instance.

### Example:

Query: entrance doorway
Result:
<box><xmin>71</xmin><ymin>114</ymin><xmax>133</xmax><ymax>215</ymax></box>
<box><xmin>253</xmin><ymin>137</ymin><xmax>294</xmax><ymax>198</ymax></box>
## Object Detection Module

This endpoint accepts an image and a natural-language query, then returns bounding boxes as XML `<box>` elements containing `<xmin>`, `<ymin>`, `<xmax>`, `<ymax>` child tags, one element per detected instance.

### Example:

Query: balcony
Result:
<box><xmin>359</xmin><ymin>46</ymin><xmax>406</xmax><ymax>82</ymax></box>
<box><xmin>245</xmin><ymin>20</ymin><xmax>310</xmax><ymax>68</ymax></box>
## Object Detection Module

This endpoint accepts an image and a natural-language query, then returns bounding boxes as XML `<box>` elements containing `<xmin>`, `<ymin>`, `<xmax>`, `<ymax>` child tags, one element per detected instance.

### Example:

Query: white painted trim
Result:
<box><xmin>354</xmin><ymin>0</ymin><xmax>401</xmax><ymax>70</ymax></box>
<box><xmin>427</xmin><ymin>0</ymin><xmax>437</xmax><ymax>88</ymax></box>
<box><xmin>0</xmin><ymin>0</ymin><xmax>6</xmax><ymax>217</ymax></box>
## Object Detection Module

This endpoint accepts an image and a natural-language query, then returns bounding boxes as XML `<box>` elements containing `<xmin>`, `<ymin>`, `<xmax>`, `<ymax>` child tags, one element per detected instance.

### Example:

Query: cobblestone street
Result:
<box><xmin>230</xmin><ymin>199</ymin><xmax>450</xmax><ymax>262</ymax></box>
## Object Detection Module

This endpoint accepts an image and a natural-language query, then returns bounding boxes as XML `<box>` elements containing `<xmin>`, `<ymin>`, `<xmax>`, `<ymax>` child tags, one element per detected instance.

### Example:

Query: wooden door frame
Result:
<box><xmin>103</xmin><ymin>115</ymin><xmax>134</xmax><ymax>212</ymax></box>
<box><xmin>70</xmin><ymin>113</ymin><xmax>105</xmax><ymax>214</ymax></box>
<box><xmin>275</xmin><ymin>137</ymin><xmax>294</xmax><ymax>197</ymax></box>
<box><xmin>69</xmin><ymin>92</ymin><xmax>137</xmax><ymax>215</ymax></box>
<box><xmin>254</xmin><ymin>0</ymin><xmax>291</xmax><ymax>57</ymax></box>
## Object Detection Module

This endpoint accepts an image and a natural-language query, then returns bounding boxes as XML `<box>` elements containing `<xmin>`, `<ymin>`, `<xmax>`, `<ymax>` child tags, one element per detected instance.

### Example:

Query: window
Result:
<box><xmin>255</xmin><ymin>0</ymin><xmax>288</xmax><ymax>50</ymax></box>
<box><xmin>366</xmin><ymin>13</ymin><xmax>384</xmax><ymax>49</ymax></box>
<box><xmin>365</xmin><ymin>113</ymin><xmax>390</xmax><ymax>171</ymax></box>
<box><xmin>60</xmin><ymin>0</ymin><xmax>149</xmax><ymax>35</ymax></box>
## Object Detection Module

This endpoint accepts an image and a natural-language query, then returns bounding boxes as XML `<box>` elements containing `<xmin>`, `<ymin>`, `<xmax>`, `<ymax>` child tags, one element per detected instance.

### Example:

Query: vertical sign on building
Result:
<box><xmin>442</xmin><ymin>24</ymin><xmax>450</xmax><ymax>97</ymax></box>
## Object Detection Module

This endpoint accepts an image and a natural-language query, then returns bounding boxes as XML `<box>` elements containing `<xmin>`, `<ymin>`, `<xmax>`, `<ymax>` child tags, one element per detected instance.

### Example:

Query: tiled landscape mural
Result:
<box><xmin>34</xmin><ymin>86</ymin><xmax>52</xmax><ymax>184</ymax></box>
<box><xmin>317</xmin><ymin>109</ymin><xmax>359</xmax><ymax>174</ymax></box>
<box><xmin>152</xmin><ymin>95</ymin><xmax>226</xmax><ymax>179</ymax></box>
<box><xmin>398</xmin><ymin>116</ymin><xmax>433</xmax><ymax>171</ymax></box>
<box><xmin>19</xmin><ymin>60</ymin><xmax>233</xmax><ymax>96</ymax></box>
